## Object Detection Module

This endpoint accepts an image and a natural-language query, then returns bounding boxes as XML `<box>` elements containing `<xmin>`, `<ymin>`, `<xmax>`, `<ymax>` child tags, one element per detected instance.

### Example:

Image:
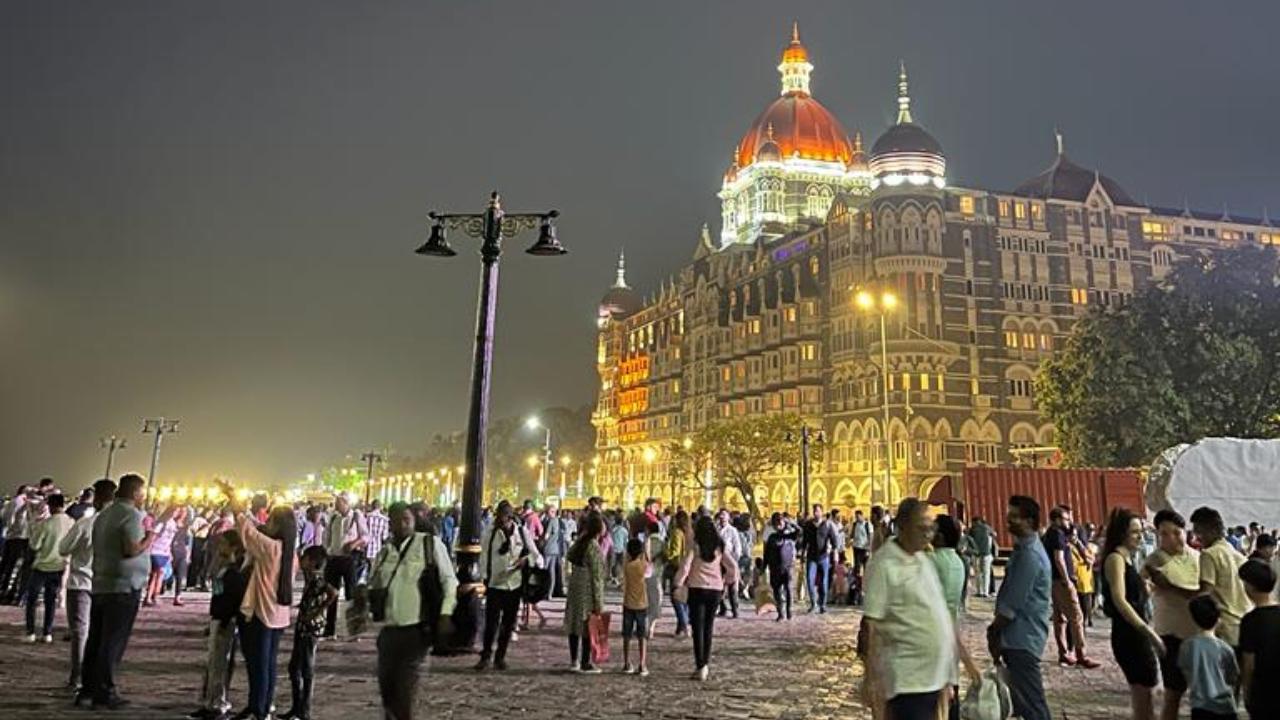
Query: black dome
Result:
<box><xmin>599</xmin><ymin>285</ymin><xmax>642</xmax><ymax>319</ymax></box>
<box><xmin>870</xmin><ymin>122</ymin><xmax>943</xmax><ymax>158</ymax></box>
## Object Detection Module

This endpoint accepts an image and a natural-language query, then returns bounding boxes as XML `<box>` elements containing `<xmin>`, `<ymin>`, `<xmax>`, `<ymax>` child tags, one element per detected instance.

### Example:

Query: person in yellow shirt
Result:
<box><xmin>1190</xmin><ymin>506</ymin><xmax>1253</xmax><ymax>648</ymax></box>
<box><xmin>622</xmin><ymin>538</ymin><xmax>650</xmax><ymax>676</ymax></box>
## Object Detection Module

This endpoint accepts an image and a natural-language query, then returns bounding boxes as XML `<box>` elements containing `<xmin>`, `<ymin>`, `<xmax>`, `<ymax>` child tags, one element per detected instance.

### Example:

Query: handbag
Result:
<box><xmin>960</xmin><ymin>668</ymin><xmax>1012</xmax><ymax>720</ymax></box>
<box><xmin>587</xmin><ymin>611</ymin><xmax>611</xmax><ymax>665</ymax></box>
<box><xmin>418</xmin><ymin>533</ymin><xmax>446</xmax><ymax>635</ymax></box>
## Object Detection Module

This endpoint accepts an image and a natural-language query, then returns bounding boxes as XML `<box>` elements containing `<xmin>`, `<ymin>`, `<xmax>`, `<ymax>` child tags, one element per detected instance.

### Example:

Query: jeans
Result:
<box><xmin>974</xmin><ymin>554</ymin><xmax>993</xmax><ymax>596</ymax></box>
<box><xmin>770</xmin><ymin>568</ymin><xmax>792</xmax><ymax>619</ymax></box>
<box><xmin>25</xmin><ymin>568</ymin><xmax>62</xmax><ymax>635</ymax></box>
<box><xmin>323</xmin><ymin>554</ymin><xmax>359</xmax><ymax>637</ymax></box>
<box><xmin>567</xmin><ymin>629</ymin><xmax>592</xmax><ymax>669</ymax></box>
<box><xmin>688</xmin><ymin>588</ymin><xmax>721</xmax><ymax>669</ymax></box>
<box><xmin>805</xmin><ymin>555</ymin><xmax>830</xmax><ymax>610</ymax></box>
<box><xmin>1001</xmin><ymin>648</ymin><xmax>1051</xmax><ymax>720</ymax></box>
<box><xmin>718</xmin><ymin>578</ymin><xmax>739</xmax><ymax>616</ymax></box>
<box><xmin>202</xmin><ymin>619</ymin><xmax>238</xmax><ymax>713</ymax></box>
<box><xmin>377</xmin><ymin>624</ymin><xmax>430</xmax><ymax>720</ymax></box>
<box><xmin>544</xmin><ymin>555</ymin><xmax>564</xmax><ymax>597</ymax></box>
<box><xmin>82</xmin><ymin>590</ymin><xmax>142</xmax><ymax>703</ymax></box>
<box><xmin>480</xmin><ymin>587</ymin><xmax>521</xmax><ymax>661</ymax></box>
<box><xmin>238</xmin><ymin>616</ymin><xmax>283</xmax><ymax>720</ymax></box>
<box><xmin>287</xmin><ymin>631</ymin><xmax>317</xmax><ymax>718</ymax></box>
<box><xmin>0</xmin><ymin>537</ymin><xmax>27</xmax><ymax>601</ymax></box>
<box><xmin>66</xmin><ymin>588</ymin><xmax>91</xmax><ymax>686</ymax></box>
<box><xmin>887</xmin><ymin>691</ymin><xmax>943</xmax><ymax>720</ymax></box>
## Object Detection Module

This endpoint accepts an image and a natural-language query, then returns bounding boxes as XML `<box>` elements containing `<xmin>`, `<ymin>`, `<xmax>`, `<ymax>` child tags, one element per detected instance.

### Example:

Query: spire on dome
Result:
<box><xmin>1054</xmin><ymin>127</ymin><xmax>1064</xmax><ymax>156</ymax></box>
<box><xmin>613</xmin><ymin>249</ymin><xmax>628</xmax><ymax>289</ymax></box>
<box><xmin>896</xmin><ymin>61</ymin><xmax>913</xmax><ymax>124</ymax></box>
<box><xmin>778</xmin><ymin>22</ymin><xmax>813</xmax><ymax>96</ymax></box>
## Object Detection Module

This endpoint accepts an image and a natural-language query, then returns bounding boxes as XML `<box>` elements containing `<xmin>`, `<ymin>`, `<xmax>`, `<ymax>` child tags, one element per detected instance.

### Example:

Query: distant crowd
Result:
<box><xmin>2</xmin><ymin>476</ymin><xmax>1279</xmax><ymax>720</ymax></box>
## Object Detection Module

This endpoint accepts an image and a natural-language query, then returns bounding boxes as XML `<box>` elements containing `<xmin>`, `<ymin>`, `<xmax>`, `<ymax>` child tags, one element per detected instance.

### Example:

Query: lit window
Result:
<box><xmin>1030</xmin><ymin>204</ymin><xmax>1043</xmax><ymax>222</ymax></box>
<box><xmin>1142</xmin><ymin>220</ymin><xmax>1169</xmax><ymax>239</ymax></box>
<box><xmin>1004</xmin><ymin>330</ymin><xmax>1019</xmax><ymax>348</ymax></box>
<box><xmin>970</xmin><ymin>378</ymin><xmax>979</xmax><ymax>395</ymax></box>
<box><xmin>1022</xmin><ymin>332</ymin><xmax>1035</xmax><ymax>348</ymax></box>
<box><xmin>1014</xmin><ymin>202</ymin><xmax>1026</xmax><ymax>220</ymax></box>
<box><xmin>784</xmin><ymin>307</ymin><xmax>797</xmax><ymax>322</ymax></box>
<box><xmin>959</xmin><ymin>196</ymin><xmax>975</xmax><ymax>215</ymax></box>
<box><xmin>1071</xmin><ymin>288</ymin><xmax>1089</xmax><ymax>305</ymax></box>
<box><xmin>937</xmin><ymin>373</ymin><xmax>945</xmax><ymax>392</ymax></box>
<box><xmin>998</xmin><ymin>200</ymin><xmax>1010</xmax><ymax>217</ymax></box>
<box><xmin>901</xmin><ymin>372</ymin><xmax>910</xmax><ymax>390</ymax></box>
<box><xmin>1039</xmin><ymin>334</ymin><xmax>1052</xmax><ymax>350</ymax></box>
<box><xmin>810</xmin><ymin>257</ymin><xmax>820</xmax><ymax>276</ymax></box>
<box><xmin>920</xmin><ymin>373</ymin><xmax>930</xmax><ymax>391</ymax></box>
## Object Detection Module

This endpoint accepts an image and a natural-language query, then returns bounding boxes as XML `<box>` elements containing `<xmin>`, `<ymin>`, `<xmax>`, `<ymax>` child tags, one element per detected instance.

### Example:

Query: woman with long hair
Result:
<box><xmin>1101</xmin><ymin>507</ymin><xmax>1165</xmax><ymax>720</ymax></box>
<box><xmin>218</xmin><ymin>479</ymin><xmax>296</xmax><ymax>720</ymax></box>
<box><xmin>564</xmin><ymin>510</ymin><xmax>606</xmax><ymax>673</ymax></box>
<box><xmin>665</xmin><ymin>510</ymin><xmax>692</xmax><ymax>636</ymax></box>
<box><xmin>674</xmin><ymin>515</ymin><xmax>739</xmax><ymax>680</ymax></box>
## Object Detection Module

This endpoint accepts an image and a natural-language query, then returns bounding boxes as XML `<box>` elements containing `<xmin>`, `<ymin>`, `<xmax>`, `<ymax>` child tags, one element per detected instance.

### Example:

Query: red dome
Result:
<box><xmin>736</xmin><ymin>95</ymin><xmax>855</xmax><ymax>168</ymax></box>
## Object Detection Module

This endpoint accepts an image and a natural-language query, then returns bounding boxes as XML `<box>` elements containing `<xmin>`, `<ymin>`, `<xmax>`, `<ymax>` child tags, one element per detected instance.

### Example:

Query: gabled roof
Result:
<box><xmin>1011</xmin><ymin>152</ymin><xmax>1138</xmax><ymax>207</ymax></box>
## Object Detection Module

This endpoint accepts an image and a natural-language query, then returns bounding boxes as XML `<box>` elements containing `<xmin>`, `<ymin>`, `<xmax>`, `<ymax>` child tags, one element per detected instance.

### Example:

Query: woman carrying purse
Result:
<box><xmin>564</xmin><ymin>511</ymin><xmax>606</xmax><ymax>673</ymax></box>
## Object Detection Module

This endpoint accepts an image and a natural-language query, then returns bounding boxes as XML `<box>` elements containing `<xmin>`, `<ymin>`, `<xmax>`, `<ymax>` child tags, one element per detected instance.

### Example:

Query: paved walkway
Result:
<box><xmin>0</xmin><ymin>590</ymin><xmax>1154</xmax><ymax>719</ymax></box>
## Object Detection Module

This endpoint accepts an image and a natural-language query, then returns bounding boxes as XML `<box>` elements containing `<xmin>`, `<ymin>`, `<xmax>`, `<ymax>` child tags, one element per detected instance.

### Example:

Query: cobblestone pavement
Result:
<box><xmin>0</xmin><ymin>589</ymin><xmax>1159</xmax><ymax>719</ymax></box>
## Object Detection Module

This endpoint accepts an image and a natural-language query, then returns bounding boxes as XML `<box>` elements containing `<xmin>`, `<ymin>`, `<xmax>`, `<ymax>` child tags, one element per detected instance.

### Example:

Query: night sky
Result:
<box><xmin>3</xmin><ymin>1</ymin><xmax>1277</xmax><ymax>488</ymax></box>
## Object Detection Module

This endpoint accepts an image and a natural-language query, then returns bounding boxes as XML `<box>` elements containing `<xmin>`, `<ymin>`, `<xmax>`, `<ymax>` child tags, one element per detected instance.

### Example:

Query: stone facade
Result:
<box><xmin>591</xmin><ymin>31</ymin><xmax>1279</xmax><ymax>514</ymax></box>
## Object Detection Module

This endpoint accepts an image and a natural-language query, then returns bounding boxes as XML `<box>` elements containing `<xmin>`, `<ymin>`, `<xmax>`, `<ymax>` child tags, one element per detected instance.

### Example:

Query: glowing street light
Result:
<box><xmin>854</xmin><ymin>288</ymin><xmax>899</xmax><ymax>507</ymax></box>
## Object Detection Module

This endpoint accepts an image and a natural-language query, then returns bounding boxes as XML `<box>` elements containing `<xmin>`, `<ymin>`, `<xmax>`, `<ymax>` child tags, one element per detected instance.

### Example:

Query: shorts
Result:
<box><xmin>621</xmin><ymin>608</ymin><xmax>647</xmax><ymax>639</ymax></box>
<box><xmin>150</xmin><ymin>554</ymin><xmax>171</xmax><ymax>571</ymax></box>
<box><xmin>1157</xmin><ymin>635</ymin><xmax>1187</xmax><ymax>692</ymax></box>
<box><xmin>1110</xmin><ymin>623</ymin><xmax>1157</xmax><ymax>688</ymax></box>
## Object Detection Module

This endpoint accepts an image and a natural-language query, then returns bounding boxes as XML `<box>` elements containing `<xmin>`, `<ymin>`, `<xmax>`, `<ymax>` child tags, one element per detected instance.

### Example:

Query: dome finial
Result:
<box><xmin>1054</xmin><ymin>127</ymin><xmax>1064</xmax><ymax>156</ymax></box>
<box><xmin>778</xmin><ymin>23</ymin><xmax>813</xmax><ymax>96</ymax></box>
<box><xmin>766</xmin><ymin>122</ymin><xmax>775</xmax><ymax>141</ymax></box>
<box><xmin>614</xmin><ymin>249</ymin><xmax>628</xmax><ymax>289</ymax></box>
<box><xmin>896</xmin><ymin>61</ymin><xmax>913</xmax><ymax>124</ymax></box>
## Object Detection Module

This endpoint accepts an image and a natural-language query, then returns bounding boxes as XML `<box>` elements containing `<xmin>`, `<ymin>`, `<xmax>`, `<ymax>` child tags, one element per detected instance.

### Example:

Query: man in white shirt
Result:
<box><xmin>863</xmin><ymin>498</ymin><xmax>978</xmax><ymax>720</ymax></box>
<box><xmin>715</xmin><ymin>509</ymin><xmax>743</xmax><ymax>618</ymax></box>
<box><xmin>369</xmin><ymin>501</ymin><xmax>457</xmax><ymax>720</ymax></box>
<box><xmin>322</xmin><ymin>493</ymin><xmax>368</xmax><ymax>639</ymax></box>
<box><xmin>851</xmin><ymin>510</ymin><xmax>872</xmax><ymax>605</ymax></box>
<box><xmin>0</xmin><ymin>485</ymin><xmax>33</xmax><ymax>603</ymax></box>
<box><xmin>475</xmin><ymin>500</ymin><xmax>542</xmax><ymax>671</ymax></box>
<box><xmin>59</xmin><ymin>479</ymin><xmax>115</xmax><ymax>690</ymax></box>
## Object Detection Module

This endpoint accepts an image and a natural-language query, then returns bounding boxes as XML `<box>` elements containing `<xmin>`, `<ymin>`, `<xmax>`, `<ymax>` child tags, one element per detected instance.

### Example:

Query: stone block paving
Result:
<box><xmin>0</xmin><ymin>592</ymin><xmax>1150</xmax><ymax>719</ymax></box>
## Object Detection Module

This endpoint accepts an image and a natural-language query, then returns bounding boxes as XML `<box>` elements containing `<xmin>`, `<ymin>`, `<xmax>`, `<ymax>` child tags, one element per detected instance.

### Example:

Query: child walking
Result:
<box><xmin>189</xmin><ymin>529</ymin><xmax>246</xmax><ymax>720</ymax></box>
<box><xmin>621</xmin><ymin>538</ymin><xmax>650</xmax><ymax>676</ymax></box>
<box><xmin>281</xmin><ymin>546</ymin><xmax>338</xmax><ymax>720</ymax></box>
<box><xmin>1179</xmin><ymin>595</ymin><xmax>1240</xmax><ymax>720</ymax></box>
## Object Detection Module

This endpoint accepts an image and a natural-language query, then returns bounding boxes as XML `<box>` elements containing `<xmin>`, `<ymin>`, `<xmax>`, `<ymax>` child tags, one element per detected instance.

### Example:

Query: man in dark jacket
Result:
<box><xmin>800</xmin><ymin>504</ymin><xmax>836</xmax><ymax>613</ymax></box>
<box><xmin>764</xmin><ymin>513</ymin><xmax>800</xmax><ymax>621</ymax></box>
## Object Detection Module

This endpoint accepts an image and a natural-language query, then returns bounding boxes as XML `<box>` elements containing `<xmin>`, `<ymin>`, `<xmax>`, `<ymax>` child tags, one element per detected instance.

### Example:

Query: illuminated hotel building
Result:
<box><xmin>592</xmin><ymin>26</ymin><xmax>1280</xmax><ymax>513</ymax></box>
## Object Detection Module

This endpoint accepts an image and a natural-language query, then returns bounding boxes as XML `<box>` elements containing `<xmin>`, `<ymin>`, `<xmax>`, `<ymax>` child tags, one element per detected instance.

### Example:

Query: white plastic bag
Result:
<box><xmin>959</xmin><ymin>668</ymin><xmax>1012</xmax><ymax>720</ymax></box>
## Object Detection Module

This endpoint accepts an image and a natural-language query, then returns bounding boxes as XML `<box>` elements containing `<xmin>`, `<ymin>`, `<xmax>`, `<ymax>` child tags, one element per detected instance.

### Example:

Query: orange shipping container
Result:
<box><xmin>926</xmin><ymin>468</ymin><xmax>1144</xmax><ymax>548</ymax></box>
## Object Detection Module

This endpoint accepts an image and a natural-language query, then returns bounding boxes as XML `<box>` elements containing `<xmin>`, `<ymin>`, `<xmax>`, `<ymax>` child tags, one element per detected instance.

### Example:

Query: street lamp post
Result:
<box><xmin>142</xmin><ymin>418</ymin><xmax>180</xmax><ymax>501</ymax></box>
<box><xmin>855</xmin><ymin>290</ymin><xmax>898</xmax><ymax>508</ymax></box>
<box><xmin>100</xmin><ymin>435</ymin><xmax>127</xmax><ymax>479</ymax></box>
<box><xmin>415</xmin><ymin>191</ymin><xmax>564</xmax><ymax>651</ymax></box>
<box><xmin>360</xmin><ymin>451</ymin><xmax>383</xmax><ymax>506</ymax></box>
<box><xmin>526</xmin><ymin>417</ymin><xmax>553</xmax><ymax>504</ymax></box>
<box><xmin>786</xmin><ymin>425</ymin><xmax>824</xmax><ymax>514</ymax></box>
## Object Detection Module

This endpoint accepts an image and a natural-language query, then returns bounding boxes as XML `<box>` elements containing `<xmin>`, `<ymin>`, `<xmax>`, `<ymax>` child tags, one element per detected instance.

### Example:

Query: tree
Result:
<box><xmin>667</xmin><ymin>413</ymin><xmax>812</xmax><ymax>531</ymax></box>
<box><xmin>1038</xmin><ymin>244</ymin><xmax>1280</xmax><ymax>467</ymax></box>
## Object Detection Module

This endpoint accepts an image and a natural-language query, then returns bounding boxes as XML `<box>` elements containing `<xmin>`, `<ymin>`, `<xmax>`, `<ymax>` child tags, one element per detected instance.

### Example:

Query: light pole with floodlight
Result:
<box><xmin>855</xmin><ymin>289</ymin><xmax>898</xmax><ymax>508</ymax></box>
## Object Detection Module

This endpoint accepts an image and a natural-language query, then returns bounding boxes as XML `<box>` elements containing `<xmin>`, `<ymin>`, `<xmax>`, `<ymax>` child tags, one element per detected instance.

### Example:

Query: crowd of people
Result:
<box><xmin>2</xmin><ymin>475</ymin><xmax>1279</xmax><ymax>720</ymax></box>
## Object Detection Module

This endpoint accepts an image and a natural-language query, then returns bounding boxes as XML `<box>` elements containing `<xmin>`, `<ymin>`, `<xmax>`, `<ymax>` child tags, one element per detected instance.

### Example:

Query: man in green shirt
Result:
<box><xmin>25</xmin><ymin>493</ymin><xmax>74</xmax><ymax>641</ymax></box>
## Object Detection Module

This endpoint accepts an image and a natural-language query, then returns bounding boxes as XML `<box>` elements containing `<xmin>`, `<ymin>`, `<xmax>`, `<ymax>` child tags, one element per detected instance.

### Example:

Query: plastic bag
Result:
<box><xmin>960</xmin><ymin>668</ymin><xmax>1012</xmax><ymax>720</ymax></box>
<box><xmin>587</xmin><ymin>611</ymin><xmax>611</xmax><ymax>665</ymax></box>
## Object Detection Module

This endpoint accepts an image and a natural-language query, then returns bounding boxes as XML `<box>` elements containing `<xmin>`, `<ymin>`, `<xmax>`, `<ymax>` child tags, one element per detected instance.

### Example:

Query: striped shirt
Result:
<box><xmin>365</xmin><ymin>511</ymin><xmax>389</xmax><ymax>559</ymax></box>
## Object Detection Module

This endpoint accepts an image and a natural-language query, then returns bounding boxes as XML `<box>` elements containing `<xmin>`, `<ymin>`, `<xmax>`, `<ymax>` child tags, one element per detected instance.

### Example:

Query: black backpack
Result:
<box><xmin>418</xmin><ymin>532</ymin><xmax>446</xmax><ymax>637</ymax></box>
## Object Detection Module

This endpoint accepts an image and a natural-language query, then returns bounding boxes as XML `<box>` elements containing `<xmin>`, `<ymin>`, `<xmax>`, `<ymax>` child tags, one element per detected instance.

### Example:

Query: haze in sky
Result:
<box><xmin>3</xmin><ymin>1</ymin><xmax>1277</xmax><ymax>486</ymax></box>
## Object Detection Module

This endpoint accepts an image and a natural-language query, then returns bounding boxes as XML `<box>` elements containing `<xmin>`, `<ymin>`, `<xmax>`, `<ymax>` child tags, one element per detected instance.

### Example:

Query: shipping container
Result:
<box><xmin>925</xmin><ymin>468</ymin><xmax>1144</xmax><ymax>548</ymax></box>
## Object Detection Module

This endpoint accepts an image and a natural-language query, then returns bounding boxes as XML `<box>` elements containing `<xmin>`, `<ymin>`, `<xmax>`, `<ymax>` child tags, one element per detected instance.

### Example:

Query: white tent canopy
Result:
<box><xmin>1146</xmin><ymin>438</ymin><xmax>1280</xmax><ymax>528</ymax></box>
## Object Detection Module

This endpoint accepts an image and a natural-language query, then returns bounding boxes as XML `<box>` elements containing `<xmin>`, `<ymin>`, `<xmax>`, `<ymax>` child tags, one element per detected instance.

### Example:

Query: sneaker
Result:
<box><xmin>1077</xmin><ymin>657</ymin><xmax>1101</xmax><ymax>670</ymax></box>
<box><xmin>622</xmin><ymin>663</ymin><xmax>634</xmax><ymax>674</ymax></box>
<box><xmin>493</xmin><ymin>658</ymin><xmax>508</xmax><ymax>671</ymax></box>
<box><xmin>24</xmin><ymin>634</ymin><xmax>37</xmax><ymax>643</ymax></box>
<box><xmin>42</xmin><ymin>634</ymin><xmax>53</xmax><ymax>643</ymax></box>
<box><xmin>775</xmin><ymin>615</ymin><xmax>784</xmax><ymax>623</ymax></box>
<box><xmin>473</xmin><ymin>657</ymin><xmax>490</xmax><ymax>671</ymax></box>
<box><xmin>697</xmin><ymin>665</ymin><xmax>709</xmax><ymax>682</ymax></box>
<box><xmin>579</xmin><ymin>665</ymin><xmax>602</xmax><ymax>675</ymax></box>
<box><xmin>638</xmin><ymin>667</ymin><xmax>650</xmax><ymax>677</ymax></box>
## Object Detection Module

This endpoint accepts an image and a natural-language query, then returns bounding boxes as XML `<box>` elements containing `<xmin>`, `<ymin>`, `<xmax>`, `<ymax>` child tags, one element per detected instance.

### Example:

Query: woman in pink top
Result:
<box><xmin>221</xmin><ymin>481</ymin><xmax>296</xmax><ymax>720</ymax></box>
<box><xmin>674</xmin><ymin>515</ymin><xmax>739</xmax><ymax>681</ymax></box>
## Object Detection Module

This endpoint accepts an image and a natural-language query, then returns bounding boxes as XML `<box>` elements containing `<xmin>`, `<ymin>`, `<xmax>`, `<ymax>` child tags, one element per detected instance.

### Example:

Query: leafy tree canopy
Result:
<box><xmin>1038</xmin><ymin>244</ymin><xmax>1280</xmax><ymax>467</ymax></box>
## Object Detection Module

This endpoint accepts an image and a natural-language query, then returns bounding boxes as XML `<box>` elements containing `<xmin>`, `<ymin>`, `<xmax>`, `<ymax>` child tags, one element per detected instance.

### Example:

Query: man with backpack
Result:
<box><xmin>369</xmin><ymin>501</ymin><xmax>457</xmax><ymax>720</ymax></box>
<box><xmin>475</xmin><ymin>500</ymin><xmax>542</xmax><ymax>671</ymax></box>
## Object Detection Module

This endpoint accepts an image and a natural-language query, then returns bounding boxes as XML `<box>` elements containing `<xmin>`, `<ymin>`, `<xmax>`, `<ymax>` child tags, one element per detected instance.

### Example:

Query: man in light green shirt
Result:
<box><xmin>25</xmin><ymin>493</ymin><xmax>74</xmax><ymax>641</ymax></box>
<box><xmin>1191</xmin><ymin>506</ymin><xmax>1252</xmax><ymax>647</ymax></box>
<box><xmin>369</xmin><ymin>502</ymin><xmax>457</xmax><ymax>720</ymax></box>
